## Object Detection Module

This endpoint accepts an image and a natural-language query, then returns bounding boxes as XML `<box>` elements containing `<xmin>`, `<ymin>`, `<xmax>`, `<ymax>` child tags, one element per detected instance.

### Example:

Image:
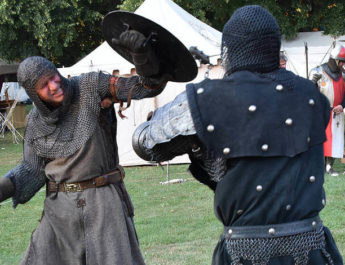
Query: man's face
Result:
<box><xmin>35</xmin><ymin>73</ymin><xmax>64</xmax><ymax>107</ymax></box>
<box><xmin>280</xmin><ymin>59</ymin><xmax>286</xmax><ymax>68</ymax></box>
<box><xmin>338</xmin><ymin>61</ymin><xmax>345</xmax><ymax>73</ymax></box>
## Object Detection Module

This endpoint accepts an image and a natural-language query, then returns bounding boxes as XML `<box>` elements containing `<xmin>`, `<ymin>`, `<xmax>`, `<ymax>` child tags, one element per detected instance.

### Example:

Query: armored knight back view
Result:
<box><xmin>132</xmin><ymin>5</ymin><xmax>343</xmax><ymax>265</ymax></box>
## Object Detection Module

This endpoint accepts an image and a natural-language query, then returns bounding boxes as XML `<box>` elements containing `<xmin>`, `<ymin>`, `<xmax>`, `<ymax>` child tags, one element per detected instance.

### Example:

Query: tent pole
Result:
<box><xmin>153</xmin><ymin>96</ymin><xmax>157</xmax><ymax>110</ymax></box>
<box><xmin>304</xmin><ymin>42</ymin><xmax>309</xmax><ymax>78</ymax></box>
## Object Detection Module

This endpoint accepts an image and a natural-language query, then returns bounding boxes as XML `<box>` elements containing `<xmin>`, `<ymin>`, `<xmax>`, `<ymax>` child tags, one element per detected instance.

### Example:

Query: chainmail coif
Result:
<box><xmin>221</xmin><ymin>5</ymin><xmax>281</xmax><ymax>75</ymax></box>
<box><xmin>17</xmin><ymin>56</ymin><xmax>109</xmax><ymax>158</ymax></box>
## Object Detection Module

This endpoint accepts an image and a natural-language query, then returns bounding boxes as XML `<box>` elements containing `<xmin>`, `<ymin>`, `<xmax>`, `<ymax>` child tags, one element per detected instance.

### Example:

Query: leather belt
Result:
<box><xmin>47</xmin><ymin>165</ymin><xmax>125</xmax><ymax>193</ymax></box>
<box><xmin>224</xmin><ymin>216</ymin><xmax>322</xmax><ymax>239</ymax></box>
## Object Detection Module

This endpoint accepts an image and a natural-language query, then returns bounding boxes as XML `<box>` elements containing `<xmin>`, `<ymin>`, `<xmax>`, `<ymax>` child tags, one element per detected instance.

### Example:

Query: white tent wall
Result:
<box><xmin>58</xmin><ymin>42</ymin><xmax>135</xmax><ymax>77</ymax></box>
<box><xmin>281</xmin><ymin>31</ymin><xmax>345</xmax><ymax>78</ymax></box>
<box><xmin>1</xmin><ymin>82</ymin><xmax>29</xmax><ymax>102</ymax></box>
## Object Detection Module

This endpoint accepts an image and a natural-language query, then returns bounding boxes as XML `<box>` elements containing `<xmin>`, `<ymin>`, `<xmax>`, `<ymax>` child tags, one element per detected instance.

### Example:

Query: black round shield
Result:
<box><xmin>103</xmin><ymin>11</ymin><xmax>198</xmax><ymax>82</ymax></box>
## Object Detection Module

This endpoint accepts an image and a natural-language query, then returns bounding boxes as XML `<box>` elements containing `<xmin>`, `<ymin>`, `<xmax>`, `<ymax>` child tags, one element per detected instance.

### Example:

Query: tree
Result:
<box><xmin>119</xmin><ymin>0</ymin><xmax>345</xmax><ymax>39</ymax></box>
<box><xmin>2</xmin><ymin>0</ymin><xmax>344</xmax><ymax>66</ymax></box>
<box><xmin>0</xmin><ymin>0</ymin><xmax>120</xmax><ymax>66</ymax></box>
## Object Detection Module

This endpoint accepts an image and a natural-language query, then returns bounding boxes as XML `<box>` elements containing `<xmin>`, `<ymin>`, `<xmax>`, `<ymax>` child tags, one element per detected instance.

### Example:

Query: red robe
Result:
<box><xmin>319</xmin><ymin>70</ymin><xmax>345</xmax><ymax>158</ymax></box>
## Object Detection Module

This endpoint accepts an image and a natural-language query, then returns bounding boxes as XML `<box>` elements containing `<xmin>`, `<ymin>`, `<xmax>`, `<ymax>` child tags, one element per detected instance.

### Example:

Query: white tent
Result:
<box><xmin>281</xmin><ymin>31</ymin><xmax>345</xmax><ymax>78</ymax></box>
<box><xmin>58</xmin><ymin>0</ymin><xmax>223</xmax><ymax>166</ymax></box>
<box><xmin>59</xmin><ymin>43</ymin><xmax>135</xmax><ymax>77</ymax></box>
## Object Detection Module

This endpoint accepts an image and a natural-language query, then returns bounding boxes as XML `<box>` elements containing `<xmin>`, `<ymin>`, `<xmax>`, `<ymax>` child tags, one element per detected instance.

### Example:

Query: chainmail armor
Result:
<box><xmin>24</xmin><ymin>71</ymin><xmax>108</xmax><ymax>158</ymax></box>
<box><xmin>225</xmin><ymin>227</ymin><xmax>333</xmax><ymax>265</ymax></box>
<box><xmin>199</xmin><ymin>156</ymin><xmax>227</xmax><ymax>183</ymax></box>
<box><xmin>19</xmin><ymin>57</ymin><xmax>161</xmax><ymax>158</ymax></box>
<box><xmin>116</xmin><ymin>76</ymin><xmax>165</xmax><ymax>102</ymax></box>
<box><xmin>9</xmin><ymin>142</ymin><xmax>47</xmax><ymax>207</ymax></box>
<box><xmin>221</xmin><ymin>5</ymin><xmax>280</xmax><ymax>75</ymax></box>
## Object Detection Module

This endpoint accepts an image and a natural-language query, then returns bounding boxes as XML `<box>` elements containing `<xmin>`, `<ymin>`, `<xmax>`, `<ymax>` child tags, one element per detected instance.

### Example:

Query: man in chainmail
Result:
<box><xmin>132</xmin><ymin>5</ymin><xmax>343</xmax><ymax>265</ymax></box>
<box><xmin>0</xmin><ymin>30</ymin><xmax>167</xmax><ymax>265</ymax></box>
<box><xmin>309</xmin><ymin>44</ymin><xmax>345</xmax><ymax>176</ymax></box>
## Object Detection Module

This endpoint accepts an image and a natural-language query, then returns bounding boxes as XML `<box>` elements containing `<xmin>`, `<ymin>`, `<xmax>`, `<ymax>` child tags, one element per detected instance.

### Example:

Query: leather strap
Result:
<box><xmin>47</xmin><ymin>166</ymin><xmax>125</xmax><ymax>193</ymax></box>
<box><xmin>223</xmin><ymin>216</ymin><xmax>322</xmax><ymax>239</ymax></box>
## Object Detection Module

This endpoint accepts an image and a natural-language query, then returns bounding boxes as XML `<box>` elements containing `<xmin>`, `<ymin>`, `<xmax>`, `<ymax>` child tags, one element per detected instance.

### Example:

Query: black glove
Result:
<box><xmin>0</xmin><ymin>175</ymin><xmax>15</xmax><ymax>203</ymax></box>
<box><xmin>117</xmin><ymin>30</ymin><xmax>160</xmax><ymax>77</ymax></box>
<box><xmin>311</xmin><ymin>73</ymin><xmax>322</xmax><ymax>84</ymax></box>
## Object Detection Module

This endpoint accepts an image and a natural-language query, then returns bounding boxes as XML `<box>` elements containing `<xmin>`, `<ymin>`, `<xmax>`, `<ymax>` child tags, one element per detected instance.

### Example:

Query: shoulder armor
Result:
<box><xmin>186</xmin><ymin>71</ymin><xmax>328</xmax><ymax>158</ymax></box>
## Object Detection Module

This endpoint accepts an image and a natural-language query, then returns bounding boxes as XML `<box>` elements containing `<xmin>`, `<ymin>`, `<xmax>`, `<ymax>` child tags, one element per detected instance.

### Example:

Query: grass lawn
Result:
<box><xmin>0</xmin><ymin>130</ymin><xmax>345</xmax><ymax>264</ymax></box>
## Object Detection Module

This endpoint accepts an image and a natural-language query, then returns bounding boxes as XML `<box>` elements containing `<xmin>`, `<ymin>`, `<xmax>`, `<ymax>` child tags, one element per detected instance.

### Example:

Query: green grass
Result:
<box><xmin>0</xmin><ymin>130</ymin><xmax>344</xmax><ymax>264</ymax></box>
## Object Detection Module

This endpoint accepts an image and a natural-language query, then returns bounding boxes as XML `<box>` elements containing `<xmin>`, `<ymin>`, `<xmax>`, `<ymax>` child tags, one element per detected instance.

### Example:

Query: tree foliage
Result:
<box><xmin>0</xmin><ymin>0</ymin><xmax>120</xmax><ymax>66</ymax></box>
<box><xmin>119</xmin><ymin>0</ymin><xmax>345</xmax><ymax>39</ymax></box>
<box><xmin>1</xmin><ymin>0</ymin><xmax>344</xmax><ymax>66</ymax></box>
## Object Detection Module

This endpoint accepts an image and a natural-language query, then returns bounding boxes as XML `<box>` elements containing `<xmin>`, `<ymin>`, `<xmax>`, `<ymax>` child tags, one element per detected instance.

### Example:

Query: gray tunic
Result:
<box><xmin>20</xmin><ymin>111</ymin><xmax>145</xmax><ymax>265</ymax></box>
<box><xmin>5</xmin><ymin>72</ymin><xmax>165</xmax><ymax>265</ymax></box>
<box><xmin>15</xmin><ymin>73</ymin><xmax>166</xmax><ymax>265</ymax></box>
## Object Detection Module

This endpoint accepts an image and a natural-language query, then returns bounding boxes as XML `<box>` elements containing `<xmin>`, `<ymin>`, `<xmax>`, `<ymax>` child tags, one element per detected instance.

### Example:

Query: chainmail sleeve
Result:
<box><xmin>7</xmin><ymin>141</ymin><xmax>47</xmax><ymax>207</ymax></box>
<box><xmin>96</xmin><ymin>72</ymin><xmax>165</xmax><ymax>103</ymax></box>
<box><xmin>116</xmin><ymin>75</ymin><xmax>165</xmax><ymax>101</ymax></box>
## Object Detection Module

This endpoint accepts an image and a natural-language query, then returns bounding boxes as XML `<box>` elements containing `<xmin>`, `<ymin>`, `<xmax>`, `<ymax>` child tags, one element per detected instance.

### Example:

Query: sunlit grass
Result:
<box><xmin>0</xmin><ymin>130</ymin><xmax>344</xmax><ymax>264</ymax></box>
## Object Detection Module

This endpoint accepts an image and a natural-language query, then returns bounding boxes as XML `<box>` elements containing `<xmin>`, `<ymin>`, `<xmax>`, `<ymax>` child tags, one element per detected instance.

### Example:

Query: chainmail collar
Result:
<box><xmin>17</xmin><ymin>56</ymin><xmax>106</xmax><ymax>158</ymax></box>
<box><xmin>25</xmin><ymin>76</ymin><xmax>74</xmax><ymax>143</ymax></box>
<box><xmin>321</xmin><ymin>60</ymin><xmax>342</xmax><ymax>81</ymax></box>
<box><xmin>221</xmin><ymin>5</ymin><xmax>281</xmax><ymax>75</ymax></box>
<box><xmin>24</xmin><ymin>72</ymin><xmax>104</xmax><ymax>158</ymax></box>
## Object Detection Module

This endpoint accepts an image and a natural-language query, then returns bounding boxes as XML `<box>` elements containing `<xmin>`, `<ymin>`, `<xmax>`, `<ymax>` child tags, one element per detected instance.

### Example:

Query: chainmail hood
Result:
<box><xmin>17</xmin><ymin>56</ymin><xmax>107</xmax><ymax>158</ymax></box>
<box><xmin>221</xmin><ymin>5</ymin><xmax>281</xmax><ymax>75</ymax></box>
<box><xmin>17</xmin><ymin>57</ymin><xmax>72</xmax><ymax>126</ymax></box>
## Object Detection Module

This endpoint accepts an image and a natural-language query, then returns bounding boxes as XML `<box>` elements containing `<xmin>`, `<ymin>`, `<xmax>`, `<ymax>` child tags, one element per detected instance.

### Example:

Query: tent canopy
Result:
<box><xmin>59</xmin><ymin>0</ymin><xmax>221</xmax><ymax>77</ymax></box>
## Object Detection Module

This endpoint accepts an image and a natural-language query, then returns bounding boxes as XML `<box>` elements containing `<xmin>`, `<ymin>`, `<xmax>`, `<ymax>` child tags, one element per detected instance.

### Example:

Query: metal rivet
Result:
<box><xmin>309</xmin><ymin>176</ymin><xmax>316</xmax><ymax>183</ymax></box>
<box><xmin>309</xmin><ymin>99</ymin><xmax>315</xmax><ymax>106</ymax></box>
<box><xmin>312</xmin><ymin>221</ymin><xmax>317</xmax><ymax>228</ymax></box>
<box><xmin>248</xmin><ymin>105</ymin><xmax>257</xmax><ymax>112</ymax></box>
<box><xmin>276</xmin><ymin>84</ymin><xmax>283</xmax><ymax>91</ymax></box>
<box><xmin>197</xmin><ymin>88</ymin><xmax>204</xmax><ymax>94</ymax></box>
<box><xmin>237</xmin><ymin>209</ymin><xmax>243</xmax><ymax>215</ymax></box>
<box><xmin>228</xmin><ymin>229</ymin><xmax>233</xmax><ymax>236</ymax></box>
<box><xmin>256</xmin><ymin>185</ymin><xmax>263</xmax><ymax>192</ymax></box>
<box><xmin>285</xmin><ymin>118</ymin><xmax>293</xmax><ymax>126</ymax></box>
<box><xmin>261</xmin><ymin>144</ymin><xmax>268</xmax><ymax>151</ymax></box>
<box><xmin>286</xmin><ymin>204</ymin><xmax>291</xmax><ymax>211</ymax></box>
<box><xmin>307</xmin><ymin>137</ymin><xmax>311</xmax><ymax>143</ymax></box>
<box><xmin>269</xmin><ymin>228</ymin><xmax>275</xmax><ymax>235</ymax></box>
<box><xmin>223</xmin><ymin>147</ymin><xmax>231</xmax><ymax>155</ymax></box>
<box><xmin>207</xmin><ymin>124</ymin><xmax>214</xmax><ymax>132</ymax></box>
<box><xmin>322</xmin><ymin>199</ymin><xmax>326</xmax><ymax>206</ymax></box>
<box><xmin>192</xmin><ymin>146</ymin><xmax>200</xmax><ymax>153</ymax></box>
